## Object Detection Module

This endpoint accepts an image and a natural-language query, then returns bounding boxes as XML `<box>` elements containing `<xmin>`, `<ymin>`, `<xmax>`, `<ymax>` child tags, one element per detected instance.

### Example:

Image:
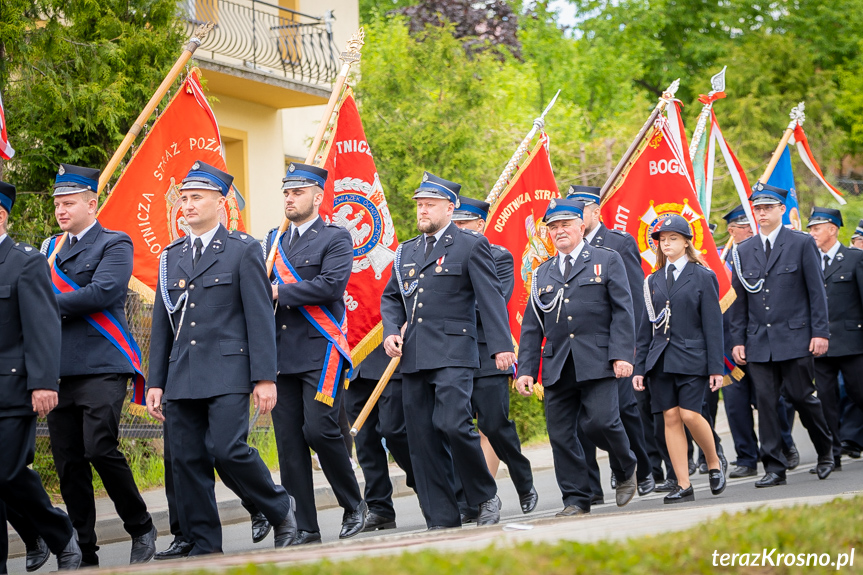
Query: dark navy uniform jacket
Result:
<box><xmin>821</xmin><ymin>244</ymin><xmax>863</xmax><ymax>357</ymax></box>
<box><xmin>148</xmin><ymin>225</ymin><xmax>278</xmax><ymax>399</ymax></box>
<box><xmin>634</xmin><ymin>262</ymin><xmax>724</xmax><ymax>377</ymax></box>
<box><xmin>0</xmin><ymin>239</ymin><xmax>61</xmax><ymax>418</ymax></box>
<box><xmin>381</xmin><ymin>222</ymin><xmax>513</xmax><ymax>374</ymax></box>
<box><xmin>730</xmin><ymin>226</ymin><xmax>829</xmax><ymax>362</ymax></box>
<box><xmin>42</xmin><ymin>222</ymin><xmax>134</xmax><ymax>378</ymax></box>
<box><xmin>265</xmin><ymin>218</ymin><xmax>353</xmax><ymax>376</ymax></box>
<box><xmin>476</xmin><ymin>244</ymin><xmax>515</xmax><ymax>378</ymax></box>
<box><xmin>590</xmin><ymin>224</ymin><xmax>645</xmax><ymax>330</ymax></box>
<box><xmin>518</xmin><ymin>242</ymin><xmax>635</xmax><ymax>385</ymax></box>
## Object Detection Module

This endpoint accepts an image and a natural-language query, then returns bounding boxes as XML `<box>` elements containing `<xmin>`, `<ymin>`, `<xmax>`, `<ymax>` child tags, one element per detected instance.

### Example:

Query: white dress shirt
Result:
<box><xmin>558</xmin><ymin>240</ymin><xmax>585</xmax><ymax>276</ymax></box>
<box><xmin>820</xmin><ymin>240</ymin><xmax>841</xmax><ymax>270</ymax></box>
<box><xmin>759</xmin><ymin>225</ymin><xmax>782</xmax><ymax>252</ymax></box>
<box><xmin>188</xmin><ymin>223</ymin><xmax>221</xmax><ymax>255</ymax></box>
<box><xmin>665</xmin><ymin>257</ymin><xmax>688</xmax><ymax>281</ymax></box>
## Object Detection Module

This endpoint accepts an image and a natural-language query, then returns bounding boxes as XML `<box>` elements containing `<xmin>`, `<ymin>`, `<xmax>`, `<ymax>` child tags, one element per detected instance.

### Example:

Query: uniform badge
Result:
<box><xmin>594</xmin><ymin>264</ymin><xmax>602</xmax><ymax>277</ymax></box>
<box><xmin>422</xmin><ymin>173</ymin><xmax>429</xmax><ymax>182</ymax></box>
<box><xmin>546</xmin><ymin>285</ymin><xmax>553</xmax><ymax>293</ymax></box>
<box><xmin>581</xmin><ymin>250</ymin><xmax>589</xmax><ymax>259</ymax></box>
<box><xmin>289</xmin><ymin>163</ymin><xmax>296</xmax><ymax>173</ymax></box>
<box><xmin>404</xmin><ymin>281</ymin><xmax>410</xmax><ymax>290</ymax></box>
<box><xmin>24</xmin><ymin>246</ymin><xmax>32</xmax><ymax>252</ymax></box>
<box><xmin>192</xmin><ymin>162</ymin><xmax>200</xmax><ymax>170</ymax></box>
<box><xmin>435</xmin><ymin>266</ymin><xmax>443</xmax><ymax>273</ymax></box>
<box><xmin>549</xmin><ymin>199</ymin><xmax>556</xmax><ymax>209</ymax></box>
<box><xmin>58</xmin><ymin>165</ymin><xmax>66</xmax><ymax>175</ymax></box>
<box><xmin>179</xmin><ymin>279</ymin><xmax>186</xmax><ymax>288</ymax></box>
<box><xmin>240</xmin><ymin>234</ymin><xmax>247</xmax><ymax>240</ymax></box>
<box><xmin>408</xmin><ymin>268</ymin><xmax>415</xmax><ymax>277</ymax></box>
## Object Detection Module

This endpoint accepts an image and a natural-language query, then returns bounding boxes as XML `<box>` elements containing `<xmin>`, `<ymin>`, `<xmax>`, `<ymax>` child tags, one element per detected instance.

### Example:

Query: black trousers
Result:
<box><xmin>840</xmin><ymin>392</ymin><xmax>863</xmax><ymax>448</ymax></box>
<box><xmin>344</xmin><ymin>376</ymin><xmax>414</xmax><ymax>520</ymax></box>
<box><xmin>748</xmin><ymin>357</ymin><xmax>834</xmax><ymax>474</ymax></box>
<box><xmin>544</xmin><ymin>358</ymin><xmax>636</xmax><ymax>511</ymax></box>
<box><xmin>0</xmin><ymin>417</ymin><xmax>75</xmax><ymax>571</ymax></box>
<box><xmin>46</xmin><ymin>373</ymin><xmax>151</xmax><ymax>557</ymax></box>
<box><xmin>166</xmin><ymin>393</ymin><xmax>291</xmax><ymax>556</ymax></box>
<box><xmin>472</xmin><ymin>374</ymin><xmax>534</xmax><ymax>495</ymax></box>
<box><xmin>402</xmin><ymin>367</ymin><xmax>497</xmax><ymax>528</ymax></box>
<box><xmin>815</xmin><ymin>354</ymin><xmax>863</xmax><ymax>460</ymax></box>
<box><xmin>162</xmin><ymin>407</ymin><xmax>259</xmax><ymax>542</ymax></box>
<box><xmin>723</xmin><ymin>366</ymin><xmax>760</xmax><ymax>468</ymax></box>
<box><xmin>580</xmin><ymin>376</ymin><xmax>652</xmax><ymax>497</ymax></box>
<box><xmin>272</xmin><ymin>370</ymin><xmax>361</xmax><ymax>533</ymax></box>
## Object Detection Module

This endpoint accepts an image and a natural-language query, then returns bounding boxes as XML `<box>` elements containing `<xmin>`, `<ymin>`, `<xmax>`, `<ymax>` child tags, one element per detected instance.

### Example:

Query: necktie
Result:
<box><xmin>667</xmin><ymin>266</ymin><xmax>675</xmax><ymax>291</ymax></box>
<box><xmin>193</xmin><ymin>238</ymin><xmax>204</xmax><ymax>268</ymax></box>
<box><xmin>563</xmin><ymin>255</ymin><xmax>573</xmax><ymax>279</ymax></box>
<box><xmin>765</xmin><ymin>239</ymin><xmax>772</xmax><ymax>260</ymax></box>
<box><xmin>425</xmin><ymin>235</ymin><xmax>436</xmax><ymax>260</ymax></box>
<box><xmin>289</xmin><ymin>227</ymin><xmax>299</xmax><ymax>248</ymax></box>
<box><xmin>823</xmin><ymin>254</ymin><xmax>831</xmax><ymax>271</ymax></box>
<box><xmin>69</xmin><ymin>236</ymin><xmax>78</xmax><ymax>247</ymax></box>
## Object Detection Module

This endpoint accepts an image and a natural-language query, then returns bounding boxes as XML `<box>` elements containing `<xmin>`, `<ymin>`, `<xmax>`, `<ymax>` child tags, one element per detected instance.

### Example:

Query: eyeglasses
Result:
<box><xmin>752</xmin><ymin>204</ymin><xmax>780</xmax><ymax>213</ymax></box>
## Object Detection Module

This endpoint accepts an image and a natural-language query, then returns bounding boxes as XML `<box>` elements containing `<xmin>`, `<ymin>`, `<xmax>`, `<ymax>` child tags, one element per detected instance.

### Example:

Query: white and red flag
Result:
<box><xmin>0</xmin><ymin>90</ymin><xmax>15</xmax><ymax>160</ymax></box>
<box><xmin>790</xmin><ymin>124</ymin><xmax>846</xmax><ymax>205</ymax></box>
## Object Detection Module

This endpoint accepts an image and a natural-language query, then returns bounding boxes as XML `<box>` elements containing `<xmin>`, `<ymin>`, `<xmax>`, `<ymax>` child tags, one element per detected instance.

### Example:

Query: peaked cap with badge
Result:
<box><xmin>181</xmin><ymin>161</ymin><xmax>234</xmax><ymax>196</ymax></box>
<box><xmin>543</xmin><ymin>198</ymin><xmax>585</xmax><ymax>224</ymax></box>
<box><xmin>412</xmin><ymin>172</ymin><xmax>460</xmax><ymax>205</ymax></box>
<box><xmin>452</xmin><ymin>197</ymin><xmax>490</xmax><ymax>221</ymax></box>
<box><xmin>565</xmin><ymin>185</ymin><xmax>601</xmax><ymax>205</ymax></box>
<box><xmin>806</xmin><ymin>206</ymin><xmax>843</xmax><ymax>229</ymax></box>
<box><xmin>282</xmin><ymin>162</ymin><xmax>328</xmax><ymax>190</ymax></box>
<box><xmin>0</xmin><ymin>180</ymin><xmax>16</xmax><ymax>213</ymax></box>
<box><xmin>52</xmin><ymin>164</ymin><xmax>99</xmax><ymax>196</ymax></box>
<box><xmin>748</xmin><ymin>182</ymin><xmax>788</xmax><ymax>206</ymax></box>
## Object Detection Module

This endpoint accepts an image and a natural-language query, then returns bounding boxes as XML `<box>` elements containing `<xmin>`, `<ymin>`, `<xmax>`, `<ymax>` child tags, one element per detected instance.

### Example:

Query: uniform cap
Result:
<box><xmin>722</xmin><ymin>204</ymin><xmax>750</xmax><ymax>226</ymax></box>
<box><xmin>52</xmin><ymin>164</ymin><xmax>99</xmax><ymax>196</ymax></box>
<box><xmin>651</xmin><ymin>214</ymin><xmax>693</xmax><ymax>240</ymax></box>
<box><xmin>452</xmin><ymin>196</ymin><xmax>490</xmax><ymax>221</ymax></box>
<box><xmin>807</xmin><ymin>206</ymin><xmax>843</xmax><ymax>228</ymax></box>
<box><xmin>565</xmin><ymin>185</ymin><xmax>601</xmax><ymax>205</ymax></box>
<box><xmin>412</xmin><ymin>172</ymin><xmax>461</xmax><ymax>205</ymax></box>
<box><xmin>748</xmin><ymin>182</ymin><xmax>788</xmax><ymax>206</ymax></box>
<box><xmin>853</xmin><ymin>219</ymin><xmax>863</xmax><ymax>239</ymax></box>
<box><xmin>0</xmin><ymin>180</ymin><xmax>15</xmax><ymax>213</ymax></box>
<box><xmin>181</xmin><ymin>161</ymin><xmax>233</xmax><ymax>196</ymax></box>
<box><xmin>543</xmin><ymin>198</ymin><xmax>584</xmax><ymax>224</ymax></box>
<box><xmin>282</xmin><ymin>162</ymin><xmax>328</xmax><ymax>190</ymax></box>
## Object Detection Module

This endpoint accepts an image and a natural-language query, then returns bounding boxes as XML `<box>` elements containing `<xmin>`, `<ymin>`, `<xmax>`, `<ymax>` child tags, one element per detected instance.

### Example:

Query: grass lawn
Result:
<box><xmin>177</xmin><ymin>495</ymin><xmax>861</xmax><ymax>575</ymax></box>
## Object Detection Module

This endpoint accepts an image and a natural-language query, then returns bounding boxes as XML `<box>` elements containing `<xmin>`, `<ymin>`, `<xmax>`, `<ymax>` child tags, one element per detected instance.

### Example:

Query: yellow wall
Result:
<box><xmin>210</xmin><ymin>94</ymin><xmax>286</xmax><ymax>239</ymax></box>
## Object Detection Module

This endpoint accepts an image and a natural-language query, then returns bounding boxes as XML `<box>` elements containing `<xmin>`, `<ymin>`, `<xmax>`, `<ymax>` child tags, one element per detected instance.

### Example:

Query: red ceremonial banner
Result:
<box><xmin>601</xmin><ymin>104</ymin><xmax>735</xmax><ymax>311</ymax></box>
<box><xmin>485</xmin><ymin>134</ymin><xmax>560</xmax><ymax>350</ymax></box>
<box><xmin>98</xmin><ymin>71</ymin><xmax>245</xmax><ymax>294</ymax></box>
<box><xmin>318</xmin><ymin>89</ymin><xmax>399</xmax><ymax>364</ymax></box>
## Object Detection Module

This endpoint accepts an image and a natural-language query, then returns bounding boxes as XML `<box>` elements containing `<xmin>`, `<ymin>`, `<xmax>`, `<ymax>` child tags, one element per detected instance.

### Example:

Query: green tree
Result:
<box><xmin>0</xmin><ymin>0</ymin><xmax>184</xmax><ymax>244</ymax></box>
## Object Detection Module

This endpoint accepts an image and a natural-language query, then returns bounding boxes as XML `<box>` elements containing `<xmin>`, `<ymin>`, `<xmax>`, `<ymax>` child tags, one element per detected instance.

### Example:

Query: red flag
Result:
<box><xmin>485</xmin><ymin>134</ymin><xmax>561</xmax><ymax>350</ymax></box>
<box><xmin>317</xmin><ymin>89</ymin><xmax>399</xmax><ymax>364</ymax></box>
<box><xmin>791</xmin><ymin>124</ymin><xmax>846</xmax><ymax>205</ymax></box>
<box><xmin>0</xmin><ymin>89</ymin><xmax>15</xmax><ymax>160</ymax></box>
<box><xmin>98</xmin><ymin>71</ymin><xmax>245</xmax><ymax>293</ymax></box>
<box><xmin>601</xmin><ymin>104</ymin><xmax>735</xmax><ymax>311</ymax></box>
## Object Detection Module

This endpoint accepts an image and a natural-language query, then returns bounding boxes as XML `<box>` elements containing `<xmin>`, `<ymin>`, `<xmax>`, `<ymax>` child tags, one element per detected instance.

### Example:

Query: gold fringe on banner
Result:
<box><xmin>314</xmin><ymin>391</ymin><xmax>335</xmax><ymax>407</ymax></box>
<box><xmin>719</xmin><ymin>287</ymin><xmax>736</xmax><ymax>313</ymax></box>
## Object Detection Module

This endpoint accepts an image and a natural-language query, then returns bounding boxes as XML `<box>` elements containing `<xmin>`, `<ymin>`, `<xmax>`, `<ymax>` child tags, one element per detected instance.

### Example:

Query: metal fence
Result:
<box><xmin>180</xmin><ymin>0</ymin><xmax>339</xmax><ymax>85</ymax></box>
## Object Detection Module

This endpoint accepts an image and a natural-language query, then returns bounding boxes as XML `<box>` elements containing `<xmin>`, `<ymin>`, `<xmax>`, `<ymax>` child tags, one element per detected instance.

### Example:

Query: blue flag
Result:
<box><xmin>766</xmin><ymin>147</ymin><xmax>802</xmax><ymax>229</ymax></box>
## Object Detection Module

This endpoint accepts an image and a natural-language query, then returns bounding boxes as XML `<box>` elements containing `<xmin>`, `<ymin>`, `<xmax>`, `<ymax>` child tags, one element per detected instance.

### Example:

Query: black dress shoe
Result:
<box><xmin>654</xmin><ymin>478</ymin><xmax>678</xmax><ymax>492</ymax></box>
<box><xmin>784</xmin><ymin>445</ymin><xmax>800</xmax><ymax>470</ymax></box>
<box><xmin>154</xmin><ymin>538</ymin><xmax>193</xmax><ymax>560</ymax></box>
<box><xmin>130</xmin><ymin>525</ymin><xmax>157</xmax><ymax>564</ymax></box>
<box><xmin>637</xmin><ymin>476</ymin><xmax>655</xmax><ymax>496</ymax></box>
<box><xmin>56</xmin><ymin>536</ymin><xmax>83</xmax><ymax>571</ymax></box>
<box><xmin>555</xmin><ymin>505</ymin><xmax>589</xmax><ymax>517</ymax></box>
<box><xmin>363</xmin><ymin>511</ymin><xmax>397</xmax><ymax>532</ymax></box>
<box><xmin>719</xmin><ymin>452</ymin><xmax>728</xmax><ymax>474</ymax></box>
<box><xmin>688</xmin><ymin>459</ymin><xmax>696</xmax><ymax>476</ymax></box>
<box><xmin>339</xmin><ymin>500</ymin><xmax>368</xmax><ymax>539</ymax></box>
<box><xmin>615</xmin><ymin>472</ymin><xmax>637</xmax><ymax>507</ymax></box>
<box><xmin>477</xmin><ymin>495</ymin><xmax>501</xmax><ymax>526</ymax></box>
<box><xmin>709</xmin><ymin>468</ymin><xmax>726</xmax><ymax>495</ymax></box>
<box><xmin>250</xmin><ymin>511</ymin><xmax>272</xmax><ymax>543</ymax></box>
<box><xmin>841</xmin><ymin>441</ymin><xmax>862</xmax><ymax>459</ymax></box>
<box><xmin>519</xmin><ymin>486</ymin><xmax>539</xmax><ymax>514</ymax></box>
<box><xmin>609</xmin><ymin>475</ymin><xmax>618</xmax><ymax>490</ymax></box>
<box><xmin>25</xmin><ymin>536</ymin><xmax>50</xmax><ymax>572</ymax></box>
<box><xmin>810</xmin><ymin>460</ymin><xmax>842</xmax><ymax>474</ymax></box>
<box><xmin>755</xmin><ymin>472</ymin><xmax>786</xmax><ymax>488</ymax></box>
<box><xmin>697</xmin><ymin>462</ymin><xmax>708</xmax><ymax>474</ymax></box>
<box><xmin>729</xmin><ymin>465</ymin><xmax>757</xmax><ymax>478</ymax></box>
<box><xmin>289</xmin><ymin>530</ymin><xmax>322</xmax><ymax>545</ymax></box>
<box><xmin>274</xmin><ymin>496</ymin><xmax>298</xmax><ymax>548</ymax></box>
<box><xmin>590</xmin><ymin>494</ymin><xmax>605</xmax><ymax>505</ymax></box>
<box><xmin>663</xmin><ymin>484</ymin><xmax>695</xmax><ymax>504</ymax></box>
<box><xmin>460</xmin><ymin>512</ymin><xmax>477</xmax><ymax>525</ymax></box>
<box><xmin>816</xmin><ymin>461</ymin><xmax>835</xmax><ymax>480</ymax></box>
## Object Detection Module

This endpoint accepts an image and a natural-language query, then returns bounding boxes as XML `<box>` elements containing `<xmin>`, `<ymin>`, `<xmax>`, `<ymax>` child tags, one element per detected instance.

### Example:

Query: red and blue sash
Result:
<box><xmin>271</xmin><ymin>231</ymin><xmax>352</xmax><ymax>407</ymax></box>
<box><xmin>48</xmin><ymin>237</ymin><xmax>146</xmax><ymax>405</ymax></box>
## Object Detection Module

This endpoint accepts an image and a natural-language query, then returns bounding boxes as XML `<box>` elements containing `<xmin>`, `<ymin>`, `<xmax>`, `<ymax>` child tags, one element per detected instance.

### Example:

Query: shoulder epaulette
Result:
<box><xmin>166</xmin><ymin>236</ymin><xmax>186</xmax><ymax>249</ymax></box>
<box><xmin>227</xmin><ymin>230</ymin><xmax>255</xmax><ymax>242</ymax></box>
<box><xmin>594</xmin><ymin>245</ymin><xmax>616</xmax><ymax>253</ymax></box>
<box><xmin>40</xmin><ymin>236</ymin><xmax>53</xmax><ymax>255</ymax></box>
<box><xmin>12</xmin><ymin>241</ymin><xmax>38</xmax><ymax>255</ymax></box>
<box><xmin>609</xmin><ymin>228</ymin><xmax>629</xmax><ymax>237</ymax></box>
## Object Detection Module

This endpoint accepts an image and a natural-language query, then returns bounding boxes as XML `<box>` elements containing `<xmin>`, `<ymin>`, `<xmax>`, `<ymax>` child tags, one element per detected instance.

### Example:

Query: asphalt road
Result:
<box><xmin>8</xmin><ymin>429</ymin><xmax>862</xmax><ymax>574</ymax></box>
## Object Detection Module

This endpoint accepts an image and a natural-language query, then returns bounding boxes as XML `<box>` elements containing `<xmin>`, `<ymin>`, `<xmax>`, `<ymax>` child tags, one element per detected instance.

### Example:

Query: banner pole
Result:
<box><xmin>265</xmin><ymin>29</ymin><xmax>365</xmax><ymax>276</ymax></box>
<box><xmin>48</xmin><ymin>23</ymin><xmax>215</xmax><ymax>266</ymax></box>
<box><xmin>599</xmin><ymin>79</ymin><xmax>680</xmax><ymax>203</ymax></box>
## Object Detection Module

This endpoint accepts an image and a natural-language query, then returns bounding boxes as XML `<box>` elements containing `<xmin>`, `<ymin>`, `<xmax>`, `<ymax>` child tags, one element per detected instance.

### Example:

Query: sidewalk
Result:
<box><xmin>7</xmin><ymin>439</ymin><xmax>558</xmax><ymax>557</ymax></box>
